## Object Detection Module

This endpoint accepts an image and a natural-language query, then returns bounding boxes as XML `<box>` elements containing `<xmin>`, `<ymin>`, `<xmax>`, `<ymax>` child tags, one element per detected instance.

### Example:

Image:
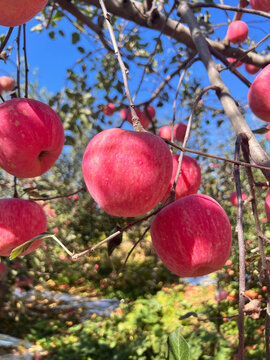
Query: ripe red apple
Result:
<box><xmin>265</xmin><ymin>124</ymin><xmax>270</xmax><ymax>140</ymax></box>
<box><xmin>245</xmin><ymin>64</ymin><xmax>260</xmax><ymax>75</ymax></box>
<box><xmin>120</xmin><ymin>107</ymin><xmax>150</xmax><ymax>129</ymax></box>
<box><xmin>144</xmin><ymin>106</ymin><xmax>156</xmax><ymax>119</ymax></box>
<box><xmin>0</xmin><ymin>98</ymin><xmax>65</xmax><ymax>178</ymax></box>
<box><xmin>151</xmin><ymin>194</ymin><xmax>232</xmax><ymax>277</ymax></box>
<box><xmin>174</xmin><ymin>123</ymin><xmax>187</xmax><ymax>142</ymax></box>
<box><xmin>103</xmin><ymin>103</ymin><xmax>115</xmax><ymax>116</ymax></box>
<box><xmin>0</xmin><ymin>198</ymin><xmax>47</xmax><ymax>257</ymax></box>
<box><xmin>250</xmin><ymin>0</ymin><xmax>270</xmax><ymax>12</ymax></box>
<box><xmin>0</xmin><ymin>0</ymin><xmax>48</xmax><ymax>27</ymax></box>
<box><xmin>163</xmin><ymin>154</ymin><xmax>201</xmax><ymax>202</ymax></box>
<box><xmin>265</xmin><ymin>190</ymin><xmax>270</xmax><ymax>221</ymax></box>
<box><xmin>82</xmin><ymin>128</ymin><xmax>173</xmax><ymax>217</ymax></box>
<box><xmin>229</xmin><ymin>191</ymin><xmax>247</xmax><ymax>207</ymax></box>
<box><xmin>227</xmin><ymin>58</ymin><xmax>243</xmax><ymax>68</ymax></box>
<box><xmin>248</xmin><ymin>64</ymin><xmax>270</xmax><ymax>122</ymax></box>
<box><xmin>226</xmin><ymin>20</ymin><xmax>249</xmax><ymax>44</ymax></box>
<box><xmin>158</xmin><ymin>126</ymin><xmax>172</xmax><ymax>140</ymax></box>
<box><xmin>0</xmin><ymin>77</ymin><xmax>15</xmax><ymax>92</ymax></box>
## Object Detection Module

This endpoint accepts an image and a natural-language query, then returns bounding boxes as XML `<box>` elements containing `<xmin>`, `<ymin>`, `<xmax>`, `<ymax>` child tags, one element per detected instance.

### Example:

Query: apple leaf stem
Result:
<box><xmin>98</xmin><ymin>0</ymin><xmax>145</xmax><ymax>132</ymax></box>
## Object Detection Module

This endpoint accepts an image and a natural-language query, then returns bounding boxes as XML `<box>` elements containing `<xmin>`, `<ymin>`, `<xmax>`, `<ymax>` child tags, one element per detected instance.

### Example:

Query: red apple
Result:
<box><xmin>82</xmin><ymin>128</ymin><xmax>173</xmax><ymax>217</ymax></box>
<box><xmin>226</xmin><ymin>20</ymin><xmax>249</xmax><ymax>44</ymax></box>
<box><xmin>151</xmin><ymin>194</ymin><xmax>232</xmax><ymax>277</ymax></box>
<box><xmin>144</xmin><ymin>106</ymin><xmax>156</xmax><ymax>119</ymax></box>
<box><xmin>265</xmin><ymin>124</ymin><xmax>270</xmax><ymax>140</ymax></box>
<box><xmin>174</xmin><ymin>123</ymin><xmax>187</xmax><ymax>142</ymax></box>
<box><xmin>159</xmin><ymin>126</ymin><xmax>172</xmax><ymax>140</ymax></box>
<box><xmin>0</xmin><ymin>262</ymin><xmax>6</xmax><ymax>274</ymax></box>
<box><xmin>245</xmin><ymin>63</ymin><xmax>260</xmax><ymax>75</ymax></box>
<box><xmin>248</xmin><ymin>64</ymin><xmax>270</xmax><ymax>122</ymax></box>
<box><xmin>227</xmin><ymin>58</ymin><xmax>243</xmax><ymax>68</ymax></box>
<box><xmin>0</xmin><ymin>98</ymin><xmax>65</xmax><ymax>178</ymax></box>
<box><xmin>163</xmin><ymin>154</ymin><xmax>201</xmax><ymax>202</ymax></box>
<box><xmin>120</xmin><ymin>108</ymin><xmax>150</xmax><ymax>129</ymax></box>
<box><xmin>215</xmin><ymin>289</ymin><xmax>228</xmax><ymax>302</ymax></box>
<box><xmin>0</xmin><ymin>0</ymin><xmax>48</xmax><ymax>27</ymax></box>
<box><xmin>0</xmin><ymin>77</ymin><xmax>15</xmax><ymax>92</ymax></box>
<box><xmin>0</xmin><ymin>198</ymin><xmax>47</xmax><ymax>257</ymax></box>
<box><xmin>250</xmin><ymin>0</ymin><xmax>270</xmax><ymax>12</ymax></box>
<box><xmin>103</xmin><ymin>103</ymin><xmax>115</xmax><ymax>116</ymax></box>
<box><xmin>265</xmin><ymin>190</ymin><xmax>270</xmax><ymax>221</ymax></box>
<box><xmin>229</xmin><ymin>191</ymin><xmax>247</xmax><ymax>207</ymax></box>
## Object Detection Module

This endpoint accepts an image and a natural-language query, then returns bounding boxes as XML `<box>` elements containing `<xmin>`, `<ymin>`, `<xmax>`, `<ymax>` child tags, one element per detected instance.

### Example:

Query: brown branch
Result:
<box><xmin>0</xmin><ymin>27</ymin><xmax>14</xmax><ymax>54</ymax></box>
<box><xmin>177</xmin><ymin>0</ymin><xmax>270</xmax><ymax>183</ymax></box>
<box><xmin>23</xmin><ymin>24</ymin><xmax>29</xmax><ymax>98</ymax></box>
<box><xmin>30</xmin><ymin>186</ymin><xmax>86</xmax><ymax>201</ymax></box>
<box><xmin>16</xmin><ymin>26</ymin><xmax>21</xmax><ymax>98</ymax></box>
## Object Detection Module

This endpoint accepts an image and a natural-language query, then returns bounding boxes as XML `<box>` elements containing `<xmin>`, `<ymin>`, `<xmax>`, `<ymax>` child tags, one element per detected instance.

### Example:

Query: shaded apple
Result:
<box><xmin>227</xmin><ymin>58</ymin><xmax>243</xmax><ymax>68</ymax></box>
<box><xmin>265</xmin><ymin>190</ymin><xmax>270</xmax><ymax>221</ymax></box>
<box><xmin>229</xmin><ymin>191</ymin><xmax>247</xmax><ymax>206</ymax></box>
<box><xmin>150</xmin><ymin>194</ymin><xmax>232</xmax><ymax>277</ymax></box>
<box><xmin>144</xmin><ymin>105</ymin><xmax>156</xmax><ymax>119</ymax></box>
<box><xmin>226</xmin><ymin>20</ymin><xmax>249</xmax><ymax>44</ymax></box>
<box><xmin>103</xmin><ymin>103</ymin><xmax>115</xmax><ymax>116</ymax></box>
<box><xmin>0</xmin><ymin>262</ymin><xmax>6</xmax><ymax>274</ymax></box>
<box><xmin>163</xmin><ymin>154</ymin><xmax>201</xmax><ymax>202</ymax></box>
<box><xmin>0</xmin><ymin>98</ymin><xmax>65</xmax><ymax>178</ymax></box>
<box><xmin>0</xmin><ymin>0</ymin><xmax>48</xmax><ymax>27</ymax></box>
<box><xmin>120</xmin><ymin>107</ymin><xmax>150</xmax><ymax>129</ymax></box>
<box><xmin>173</xmin><ymin>123</ymin><xmax>187</xmax><ymax>142</ymax></box>
<box><xmin>0</xmin><ymin>198</ymin><xmax>47</xmax><ymax>257</ymax></box>
<box><xmin>245</xmin><ymin>63</ymin><xmax>260</xmax><ymax>75</ymax></box>
<box><xmin>250</xmin><ymin>0</ymin><xmax>270</xmax><ymax>12</ymax></box>
<box><xmin>82</xmin><ymin>128</ymin><xmax>173</xmax><ymax>217</ymax></box>
<box><xmin>265</xmin><ymin>124</ymin><xmax>270</xmax><ymax>141</ymax></box>
<box><xmin>248</xmin><ymin>64</ymin><xmax>270</xmax><ymax>122</ymax></box>
<box><xmin>0</xmin><ymin>76</ymin><xmax>15</xmax><ymax>92</ymax></box>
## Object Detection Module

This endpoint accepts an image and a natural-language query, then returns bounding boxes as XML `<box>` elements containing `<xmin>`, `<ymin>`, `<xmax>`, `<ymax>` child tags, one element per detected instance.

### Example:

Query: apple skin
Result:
<box><xmin>265</xmin><ymin>190</ymin><xmax>270</xmax><ymax>221</ymax></box>
<box><xmin>0</xmin><ymin>77</ymin><xmax>15</xmax><ymax>92</ymax></box>
<box><xmin>0</xmin><ymin>98</ymin><xmax>65</xmax><ymax>178</ymax></box>
<box><xmin>226</xmin><ymin>20</ymin><xmax>249</xmax><ymax>44</ymax></box>
<box><xmin>248</xmin><ymin>64</ymin><xmax>270</xmax><ymax>122</ymax></box>
<box><xmin>0</xmin><ymin>0</ymin><xmax>48</xmax><ymax>27</ymax></box>
<box><xmin>150</xmin><ymin>194</ymin><xmax>232</xmax><ymax>277</ymax></box>
<box><xmin>250</xmin><ymin>0</ymin><xmax>270</xmax><ymax>12</ymax></box>
<box><xmin>229</xmin><ymin>191</ymin><xmax>247</xmax><ymax>207</ymax></box>
<box><xmin>174</xmin><ymin>123</ymin><xmax>187</xmax><ymax>142</ymax></box>
<box><xmin>159</xmin><ymin>126</ymin><xmax>172</xmax><ymax>140</ymax></box>
<box><xmin>227</xmin><ymin>58</ymin><xmax>243</xmax><ymax>68</ymax></box>
<box><xmin>120</xmin><ymin>108</ymin><xmax>150</xmax><ymax>129</ymax></box>
<box><xmin>0</xmin><ymin>198</ymin><xmax>47</xmax><ymax>257</ymax></box>
<box><xmin>144</xmin><ymin>106</ymin><xmax>156</xmax><ymax>119</ymax></box>
<box><xmin>245</xmin><ymin>64</ymin><xmax>260</xmax><ymax>75</ymax></box>
<box><xmin>103</xmin><ymin>103</ymin><xmax>115</xmax><ymax>116</ymax></box>
<box><xmin>265</xmin><ymin>124</ymin><xmax>270</xmax><ymax>141</ymax></box>
<box><xmin>163</xmin><ymin>154</ymin><xmax>201</xmax><ymax>202</ymax></box>
<box><xmin>82</xmin><ymin>128</ymin><xmax>173</xmax><ymax>217</ymax></box>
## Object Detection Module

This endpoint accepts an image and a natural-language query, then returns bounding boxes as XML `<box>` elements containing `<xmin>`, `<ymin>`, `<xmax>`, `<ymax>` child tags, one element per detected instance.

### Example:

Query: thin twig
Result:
<box><xmin>0</xmin><ymin>27</ymin><xmax>14</xmax><ymax>54</ymax></box>
<box><xmin>233</xmin><ymin>135</ymin><xmax>246</xmax><ymax>360</ymax></box>
<box><xmin>23</xmin><ymin>24</ymin><xmax>28</xmax><ymax>98</ymax></box>
<box><xmin>30</xmin><ymin>186</ymin><xmax>86</xmax><ymax>202</ymax></box>
<box><xmin>16</xmin><ymin>26</ymin><xmax>21</xmax><ymax>98</ymax></box>
<box><xmin>98</xmin><ymin>0</ymin><xmax>144</xmax><ymax>131</ymax></box>
<box><xmin>13</xmin><ymin>177</ymin><xmax>18</xmax><ymax>198</ymax></box>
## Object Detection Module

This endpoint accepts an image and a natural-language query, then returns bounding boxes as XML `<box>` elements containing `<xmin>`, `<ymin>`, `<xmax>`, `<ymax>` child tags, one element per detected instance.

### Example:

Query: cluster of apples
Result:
<box><xmin>0</xmin><ymin>98</ymin><xmax>65</xmax><ymax>257</ymax></box>
<box><xmin>82</xmin><ymin>120</ymin><xmax>232</xmax><ymax>278</ymax></box>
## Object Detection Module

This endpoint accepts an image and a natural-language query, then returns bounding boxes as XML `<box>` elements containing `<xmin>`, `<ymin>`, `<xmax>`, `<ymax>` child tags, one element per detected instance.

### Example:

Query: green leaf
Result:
<box><xmin>252</xmin><ymin>127</ymin><xmax>269</xmax><ymax>134</ymax></box>
<box><xmin>167</xmin><ymin>327</ymin><xmax>190</xmax><ymax>360</ymax></box>
<box><xmin>9</xmin><ymin>232</ymin><xmax>54</xmax><ymax>260</ymax></box>
<box><xmin>72</xmin><ymin>32</ymin><xmax>80</xmax><ymax>44</ymax></box>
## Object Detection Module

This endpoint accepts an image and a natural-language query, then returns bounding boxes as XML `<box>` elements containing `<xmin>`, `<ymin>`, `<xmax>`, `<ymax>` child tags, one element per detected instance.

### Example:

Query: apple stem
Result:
<box><xmin>51</xmin><ymin>235</ymin><xmax>74</xmax><ymax>257</ymax></box>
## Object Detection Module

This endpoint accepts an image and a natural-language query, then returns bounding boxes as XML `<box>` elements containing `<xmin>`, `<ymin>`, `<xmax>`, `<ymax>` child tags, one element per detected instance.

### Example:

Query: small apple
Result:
<box><xmin>227</xmin><ymin>58</ymin><xmax>243</xmax><ymax>68</ymax></box>
<box><xmin>158</xmin><ymin>126</ymin><xmax>172</xmax><ymax>140</ymax></box>
<box><xmin>226</xmin><ymin>20</ymin><xmax>249</xmax><ymax>44</ymax></box>
<box><xmin>248</xmin><ymin>64</ymin><xmax>270</xmax><ymax>122</ymax></box>
<box><xmin>245</xmin><ymin>64</ymin><xmax>260</xmax><ymax>75</ymax></box>
<box><xmin>173</xmin><ymin>123</ymin><xmax>187</xmax><ymax>142</ymax></box>
<box><xmin>265</xmin><ymin>190</ymin><xmax>270</xmax><ymax>221</ymax></box>
<box><xmin>215</xmin><ymin>289</ymin><xmax>228</xmax><ymax>302</ymax></box>
<box><xmin>150</xmin><ymin>194</ymin><xmax>232</xmax><ymax>277</ymax></box>
<box><xmin>0</xmin><ymin>77</ymin><xmax>15</xmax><ymax>92</ymax></box>
<box><xmin>0</xmin><ymin>0</ymin><xmax>48</xmax><ymax>27</ymax></box>
<box><xmin>144</xmin><ymin>105</ymin><xmax>156</xmax><ymax>119</ymax></box>
<box><xmin>0</xmin><ymin>198</ymin><xmax>47</xmax><ymax>257</ymax></box>
<box><xmin>163</xmin><ymin>154</ymin><xmax>201</xmax><ymax>201</ymax></box>
<box><xmin>82</xmin><ymin>128</ymin><xmax>173</xmax><ymax>217</ymax></box>
<box><xmin>103</xmin><ymin>103</ymin><xmax>115</xmax><ymax>116</ymax></box>
<box><xmin>120</xmin><ymin>107</ymin><xmax>150</xmax><ymax>129</ymax></box>
<box><xmin>250</xmin><ymin>0</ymin><xmax>270</xmax><ymax>12</ymax></box>
<box><xmin>0</xmin><ymin>98</ymin><xmax>65</xmax><ymax>178</ymax></box>
<box><xmin>229</xmin><ymin>191</ymin><xmax>247</xmax><ymax>206</ymax></box>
